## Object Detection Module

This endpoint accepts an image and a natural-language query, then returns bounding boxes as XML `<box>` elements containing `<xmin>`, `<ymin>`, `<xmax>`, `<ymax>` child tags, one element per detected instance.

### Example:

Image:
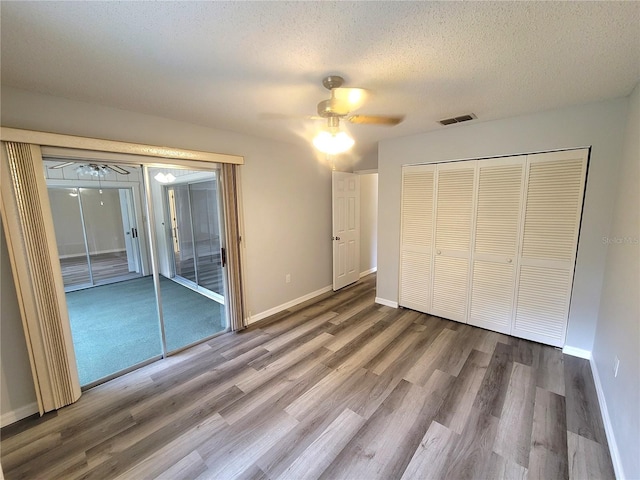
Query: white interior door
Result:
<box><xmin>332</xmin><ymin>171</ymin><xmax>360</xmax><ymax>291</ymax></box>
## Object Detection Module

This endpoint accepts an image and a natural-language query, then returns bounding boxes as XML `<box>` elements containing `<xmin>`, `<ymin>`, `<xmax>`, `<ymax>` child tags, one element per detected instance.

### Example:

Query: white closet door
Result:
<box><xmin>431</xmin><ymin>161</ymin><xmax>477</xmax><ymax>323</ymax></box>
<box><xmin>399</xmin><ymin>165</ymin><xmax>435</xmax><ymax>312</ymax></box>
<box><xmin>513</xmin><ymin>149</ymin><xmax>588</xmax><ymax>347</ymax></box>
<box><xmin>468</xmin><ymin>157</ymin><xmax>525</xmax><ymax>334</ymax></box>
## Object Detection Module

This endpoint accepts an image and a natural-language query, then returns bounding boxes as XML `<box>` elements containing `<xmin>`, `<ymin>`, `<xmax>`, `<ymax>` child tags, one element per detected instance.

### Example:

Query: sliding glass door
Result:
<box><xmin>45</xmin><ymin>160</ymin><xmax>230</xmax><ymax>387</ymax></box>
<box><xmin>151</xmin><ymin>168</ymin><xmax>227</xmax><ymax>352</ymax></box>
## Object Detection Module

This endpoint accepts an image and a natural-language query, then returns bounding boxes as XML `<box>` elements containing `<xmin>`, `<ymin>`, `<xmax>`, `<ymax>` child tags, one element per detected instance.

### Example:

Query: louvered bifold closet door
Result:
<box><xmin>399</xmin><ymin>165</ymin><xmax>435</xmax><ymax>312</ymax></box>
<box><xmin>468</xmin><ymin>157</ymin><xmax>525</xmax><ymax>334</ymax></box>
<box><xmin>431</xmin><ymin>161</ymin><xmax>477</xmax><ymax>322</ymax></box>
<box><xmin>513</xmin><ymin>149</ymin><xmax>588</xmax><ymax>347</ymax></box>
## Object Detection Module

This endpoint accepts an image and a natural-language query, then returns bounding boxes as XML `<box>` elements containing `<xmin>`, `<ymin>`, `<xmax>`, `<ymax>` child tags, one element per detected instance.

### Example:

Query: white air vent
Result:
<box><xmin>439</xmin><ymin>113</ymin><xmax>477</xmax><ymax>126</ymax></box>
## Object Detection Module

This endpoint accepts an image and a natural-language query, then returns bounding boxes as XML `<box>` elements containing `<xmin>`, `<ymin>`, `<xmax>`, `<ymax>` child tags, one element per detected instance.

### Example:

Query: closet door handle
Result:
<box><xmin>507</xmin><ymin>258</ymin><xmax>513</xmax><ymax>263</ymax></box>
<box><xmin>436</xmin><ymin>250</ymin><xmax>441</xmax><ymax>255</ymax></box>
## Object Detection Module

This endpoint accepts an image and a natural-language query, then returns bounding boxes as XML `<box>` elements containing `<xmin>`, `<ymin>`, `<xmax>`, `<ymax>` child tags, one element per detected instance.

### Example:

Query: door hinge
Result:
<box><xmin>221</xmin><ymin>247</ymin><xmax>226</xmax><ymax>267</ymax></box>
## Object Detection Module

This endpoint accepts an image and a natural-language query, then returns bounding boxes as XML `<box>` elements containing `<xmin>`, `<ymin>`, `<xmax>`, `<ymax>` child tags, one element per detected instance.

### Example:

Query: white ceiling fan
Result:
<box><xmin>48</xmin><ymin>162</ymin><xmax>131</xmax><ymax>176</ymax></box>
<box><xmin>264</xmin><ymin>75</ymin><xmax>405</xmax><ymax>154</ymax></box>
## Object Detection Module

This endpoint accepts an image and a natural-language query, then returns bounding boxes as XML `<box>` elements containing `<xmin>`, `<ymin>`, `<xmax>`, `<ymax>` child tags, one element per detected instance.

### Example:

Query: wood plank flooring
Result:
<box><xmin>60</xmin><ymin>252</ymin><xmax>139</xmax><ymax>289</ymax></box>
<box><xmin>0</xmin><ymin>274</ymin><xmax>615</xmax><ymax>479</ymax></box>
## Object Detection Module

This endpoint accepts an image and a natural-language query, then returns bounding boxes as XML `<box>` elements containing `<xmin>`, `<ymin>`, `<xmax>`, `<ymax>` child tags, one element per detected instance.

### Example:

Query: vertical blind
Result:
<box><xmin>221</xmin><ymin>163</ymin><xmax>247</xmax><ymax>331</ymax></box>
<box><xmin>1</xmin><ymin>142</ymin><xmax>81</xmax><ymax>413</ymax></box>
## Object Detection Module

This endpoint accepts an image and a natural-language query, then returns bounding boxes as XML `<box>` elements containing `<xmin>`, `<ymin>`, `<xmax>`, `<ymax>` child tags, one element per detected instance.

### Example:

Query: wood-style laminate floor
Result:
<box><xmin>60</xmin><ymin>251</ymin><xmax>139</xmax><ymax>290</ymax></box>
<box><xmin>0</xmin><ymin>274</ymin><xmax>615</xmax><ymax>480</ymax></box>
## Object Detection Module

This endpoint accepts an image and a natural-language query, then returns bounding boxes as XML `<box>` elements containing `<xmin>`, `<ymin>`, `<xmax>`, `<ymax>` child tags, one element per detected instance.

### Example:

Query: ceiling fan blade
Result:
<box><xmin>259</xmin><ymin>113</ymin><xmax>323</xmax><ymax>121</ymax></box>
<box><xmin>49</xmin><ymin>161</ymin><xmax>75</xmax><ymax>169</ymax></box>
<box><xmin>332</xmin><ymin>87</ymin><xmax>368</xmax><ymax>114</ymax></box>
<box><xmin>347</xmin><ymin>115</ymin><xmax>405</xmax><ymax>126</ymax></box>
<box><xmin>109</xmin><ymin>165</ymin><xmax>130</xmax><ymax>175</ymax></box>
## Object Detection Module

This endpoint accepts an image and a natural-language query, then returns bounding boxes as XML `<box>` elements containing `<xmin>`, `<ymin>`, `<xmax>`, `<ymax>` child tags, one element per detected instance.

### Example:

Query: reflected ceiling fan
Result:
<box><xmin>265</xmin><ymin>75</ymin><xmax>405</xmax><ymax>154</ymax></box>
<box><xmin>48</xmin><ymin>161</ymin><xmax>130</xmax><ymax>176</ymax></box>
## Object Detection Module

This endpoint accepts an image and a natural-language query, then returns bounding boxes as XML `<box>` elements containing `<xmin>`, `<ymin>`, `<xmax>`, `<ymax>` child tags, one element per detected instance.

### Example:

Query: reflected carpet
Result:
<box><xmin>65</xmin><ymin>276</ymin><xmax>225</xmax><ymax>385</ymax></box>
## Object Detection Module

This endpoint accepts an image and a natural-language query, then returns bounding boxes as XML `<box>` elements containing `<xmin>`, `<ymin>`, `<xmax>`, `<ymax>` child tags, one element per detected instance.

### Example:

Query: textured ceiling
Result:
<box><xmin>1</xmin><ymin>1</ymin><xmax>639</xmax><ymax>158</ymax></box>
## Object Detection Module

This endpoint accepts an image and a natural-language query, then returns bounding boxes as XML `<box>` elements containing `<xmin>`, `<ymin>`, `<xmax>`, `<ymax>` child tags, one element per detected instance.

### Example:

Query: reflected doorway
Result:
<box><xmin>165</xmin><ymin>178</ymin><xmax>224</xmax><ymax>301</ymax></box>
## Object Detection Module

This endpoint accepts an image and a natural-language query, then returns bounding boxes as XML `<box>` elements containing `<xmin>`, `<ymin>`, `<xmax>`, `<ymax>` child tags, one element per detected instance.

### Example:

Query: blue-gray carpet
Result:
<box><xmin>66</xmin><ymin>276</ymin><xmax>226</xmax><ymax>385</ymax></box>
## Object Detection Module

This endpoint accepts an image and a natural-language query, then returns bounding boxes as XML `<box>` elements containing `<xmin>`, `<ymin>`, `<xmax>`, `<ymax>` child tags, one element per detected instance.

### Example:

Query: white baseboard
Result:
<box><xmin>359</xmin><ymin>267</ymin><xmax>377</xmax><ymax>278</ymax></box>
<box><xmin>247</xmin><ymin>285</ymin><xmax>333</xmax><ymax>325</ymax></box>
<box><xmin>589</xmin><ymin>357</ymin><xmax>625</xmax><ymax>480</ymax></box>
<box><xmin>375</xmin><ymin>297</ymin><xmax>398</xmax><ymax>308</ymax></box>
<box><xmin>562</xmin><ymin>345</ymin><xmax>592</xmax><ymax>359</ymax></box>
<box><xmin>1</xmin><ymin>402</ymin><xmax>38</xmax><ymax>428</ymax></box>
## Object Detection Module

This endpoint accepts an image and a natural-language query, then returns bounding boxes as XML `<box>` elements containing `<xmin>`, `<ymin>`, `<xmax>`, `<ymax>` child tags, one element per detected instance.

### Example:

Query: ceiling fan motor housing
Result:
<box><xmin>322</xmin><ymin>75</ymin><xmax>345</xmax><ymax>90</ymax></box>
<box><xmin>317</xmin><ymin>99</ymin><xmax>341</xmax><ymax>117</ymax></box>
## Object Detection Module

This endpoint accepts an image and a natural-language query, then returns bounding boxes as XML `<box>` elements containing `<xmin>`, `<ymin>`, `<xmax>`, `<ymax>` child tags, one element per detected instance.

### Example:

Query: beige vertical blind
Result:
<box><xmin>221</xmin><ymin>163</ymin><xmax>246</xmax><ymax>331</ymax></box>
<box><xmin>0</xmin><ymin>142</ymin><xmax>81</xmax><ymax>413</ymax></box>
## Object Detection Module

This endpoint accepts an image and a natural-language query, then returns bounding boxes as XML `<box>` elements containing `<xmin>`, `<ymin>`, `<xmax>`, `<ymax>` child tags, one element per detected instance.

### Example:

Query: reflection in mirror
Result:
<box><xmin>149</xmin><ymin>166</ymin><xmax>227</xmax><ymax>352</ymax></box>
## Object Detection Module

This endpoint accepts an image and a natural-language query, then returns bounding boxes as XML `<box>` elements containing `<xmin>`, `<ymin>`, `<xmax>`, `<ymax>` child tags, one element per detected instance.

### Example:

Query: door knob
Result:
<box><xmin>436</xmin><ymin>250</ymin><xmax>441</xmax><ymax>255</ymax></box>
<box><xmin>507</xmin><ymin>258</ymin><xmax>513</xmax><ymax>263</ymax></box>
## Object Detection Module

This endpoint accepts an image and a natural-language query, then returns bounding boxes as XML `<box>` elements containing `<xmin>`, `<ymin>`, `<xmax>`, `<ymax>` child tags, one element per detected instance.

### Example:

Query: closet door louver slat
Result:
<box><xmin>432</xmin><ymin>255</ymin><xmax>470</xmax><ymax>321</ymax></box>
<box><xmin>515</xmin><ymin>265</ymin><xmax>572</xmax><ymax>340</ymax></box>
<box><xmin>398</xmin><ymin>166</ymin><xmax>435</xmax><ymax>312</ymax></box>
<box><xmin>521</xmin><ymin>159</ymin><xmax>585</xmax><ymax>262</ymax></box>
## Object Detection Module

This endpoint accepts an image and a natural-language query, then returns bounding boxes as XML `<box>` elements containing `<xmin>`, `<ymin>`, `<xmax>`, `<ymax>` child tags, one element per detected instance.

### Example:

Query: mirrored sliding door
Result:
<box><xmin>150</xmin><ymin>167</ymin><xmax>227</xmax><ymax>352</ymax></box>
<box><xmin>45</xmin><ymin>160</ymin><xmax>230</xmax><ymax>387</ymax></box>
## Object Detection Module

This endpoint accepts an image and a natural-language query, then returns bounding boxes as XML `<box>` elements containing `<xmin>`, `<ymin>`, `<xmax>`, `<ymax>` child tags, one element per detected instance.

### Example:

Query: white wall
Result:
<box><xmin>591</xmin><ymin>82</ymin><xmax>639</xmax><ymax>479</ymax></box>
<box><xmin>0</xmin><ymin>86</ymin><xmax>332</xmax><ymax>418</ymax></box>
<box><xmin>48</xmin><ymin>188</ymin><xmax>126</xmax><ymax>257</ymax></box>
<box><xmin>47</xmin><ymin>188</ymin><xmax>87</xmax><ymax>257</ymax></box>
<box><xmin>378</xmin><ymin>97</ymin><xmax>628</xmax><ymax>352</ymax></box>
<box><xmin>359</xmin><ymin>173</ymin><xmax>378</xmax><ymax>275</ymax></box>
<box><xmin>0</xmin><ymin>219</ymin><xmax>38</xmax><ymax>425</ymax></box>
<box><xmin>354</xmin><ymin>145</ymin><xmax>379</xmax><ymax>171</ymax></box>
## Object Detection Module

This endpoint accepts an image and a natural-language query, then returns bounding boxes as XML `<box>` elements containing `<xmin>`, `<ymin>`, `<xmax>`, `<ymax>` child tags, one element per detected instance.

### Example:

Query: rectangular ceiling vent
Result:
<box><xmin>439</xmin><ymin>113</ymin><xmax>477</xmax><ymax>126</ymax></box>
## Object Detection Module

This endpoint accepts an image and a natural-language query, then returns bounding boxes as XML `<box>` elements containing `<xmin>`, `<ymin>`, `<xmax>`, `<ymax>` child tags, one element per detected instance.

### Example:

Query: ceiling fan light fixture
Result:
<box><xmin>313</xmin><ymin>130</ymin><xmax>355</xmax><ymax>155</ymax></box>
<box><xmin>154</xmin><ymin>172</ymin><xmax>176</xmax><ymax>184</ymax></box>
<box><xmin>76</xmin><ymin>164</ymin><xmax>111</xmax><ymax>177</ymax></box>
